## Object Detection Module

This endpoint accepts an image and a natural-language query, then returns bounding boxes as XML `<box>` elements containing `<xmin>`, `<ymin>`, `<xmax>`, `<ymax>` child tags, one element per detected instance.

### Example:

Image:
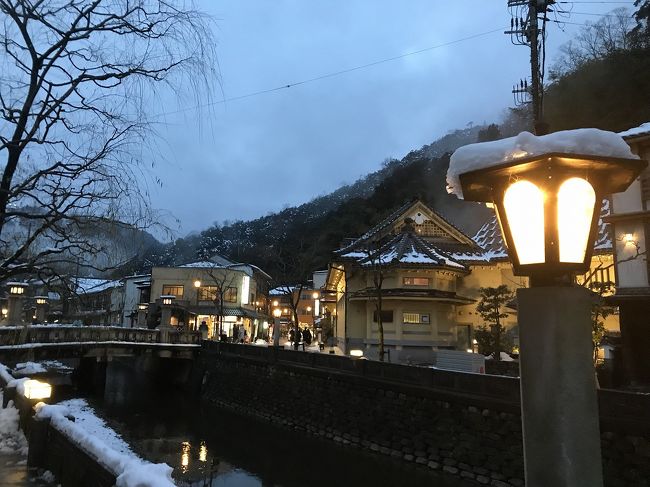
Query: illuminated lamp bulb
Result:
<box><xmin>558</xmin><ymin>177</ymin><xmax>596</xmax><ymax>263</ymax></box>
<box><xmin>503</xmin><ymin>180</ymin><xmax>545</xmax><ymax>265</ymax></box>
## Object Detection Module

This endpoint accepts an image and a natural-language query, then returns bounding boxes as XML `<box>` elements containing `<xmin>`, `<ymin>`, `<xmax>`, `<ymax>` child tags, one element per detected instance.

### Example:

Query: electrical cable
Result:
<box><xmin>147</xmin><ymin>26</ymin><xmax>507</xmax><ymax>119</ymax></box>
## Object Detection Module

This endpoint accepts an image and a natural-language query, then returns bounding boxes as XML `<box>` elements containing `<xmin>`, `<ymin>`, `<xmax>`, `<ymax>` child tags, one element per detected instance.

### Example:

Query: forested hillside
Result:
<box><xmin>126</xmin><ymin>125</ymin><xmax>493</xmax><ymax>280</ymax></box>
<box><xmin>125</xmin><ymin>4</ymin><xmax>650</xmax><ymax>282</ymax></box>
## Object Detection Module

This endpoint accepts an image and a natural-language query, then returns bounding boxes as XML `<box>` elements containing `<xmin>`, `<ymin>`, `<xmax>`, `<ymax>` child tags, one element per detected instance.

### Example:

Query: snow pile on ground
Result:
<box><xmin>0</xmin><ymin>391</ymin><xmax>28</xmax><ymax>455</ymax></box>
<box><xmin>252</xmin><ymin>339</ymin><xmax>269</xmax><ymax>347</ymax></box>
<box><xmin>35</xmin><ymin>399</ymin><xmax>174</xmax><ymax>487</ymax></box>
<box><xmin>447</xmin><ymin>129</ymin><xmax>638</xmax><ymax>198</ymax></box>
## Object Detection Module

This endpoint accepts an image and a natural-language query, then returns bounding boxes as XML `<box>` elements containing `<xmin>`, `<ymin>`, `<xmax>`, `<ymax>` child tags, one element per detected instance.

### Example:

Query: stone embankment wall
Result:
<box><xmin>199</xmin><ymin>342</ymin><xmax>650</xmax><ymax>487</ymax></box>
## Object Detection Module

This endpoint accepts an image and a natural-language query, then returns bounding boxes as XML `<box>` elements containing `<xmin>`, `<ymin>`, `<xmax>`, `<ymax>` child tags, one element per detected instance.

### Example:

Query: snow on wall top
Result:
<box><xmin>619</xmin><ymin>122</ymin><xmax>650</xmax><ymax>139</ymax></box>
<box><xmin>447</xmin><ymin>129</ymin><xmax>637</xmax><ymax>198</ymax></box>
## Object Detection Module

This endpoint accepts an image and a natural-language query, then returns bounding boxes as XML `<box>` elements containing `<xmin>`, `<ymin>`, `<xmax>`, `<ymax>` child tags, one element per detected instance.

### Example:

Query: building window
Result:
<box><xmin>403</xmin><ymin>312</ymin><xmax>430</xmax><ymax>324</ymax></box>
<box><xmin>373</xmin><ymin>310</ymin><xmax>394</xmax><ymax>323</ymax></box>
<box><xmin>198</xmin><ymin>286</ymin><xmax>218</xmax><ymax>301</ymax></box>
<box><xmin>225</xmin><ymin>287</ymin><xmax>238</xmax><ymax>303</ymax></box>
<box><xmin>162</xmin><ymin>285</ymin><xmax>184</xmax><ymax>298</ymax></box>
<box><xmin>403</xmin><ymin>277</ymin><xmax>430</xmax><ymax>286</ymax></box>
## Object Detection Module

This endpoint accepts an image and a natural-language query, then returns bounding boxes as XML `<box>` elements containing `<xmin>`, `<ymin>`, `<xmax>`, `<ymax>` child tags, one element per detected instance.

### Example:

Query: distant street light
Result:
<box><xmin>459</xmin><ymin>150</ymin><xmax>646</xmax><ymax>487</ymax></box>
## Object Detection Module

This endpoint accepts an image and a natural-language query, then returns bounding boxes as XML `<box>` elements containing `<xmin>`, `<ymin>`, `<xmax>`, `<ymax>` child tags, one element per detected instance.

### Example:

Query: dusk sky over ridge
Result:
<box><xmin>146</xmin><ymin>1</ymin><xmax>629</xmax><ymax>237</ymax></box>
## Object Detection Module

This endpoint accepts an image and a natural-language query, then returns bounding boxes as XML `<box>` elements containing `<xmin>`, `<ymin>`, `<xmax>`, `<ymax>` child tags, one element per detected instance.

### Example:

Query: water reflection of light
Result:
<box><xmin>199</xmin><ymin>441</ymin><xmax>208</xmax><ymax>462</ymax></box>
<box><xmin>181</xmin><ymin>441</ymin><xmax>190</xmax><ymax>472</ymax></box>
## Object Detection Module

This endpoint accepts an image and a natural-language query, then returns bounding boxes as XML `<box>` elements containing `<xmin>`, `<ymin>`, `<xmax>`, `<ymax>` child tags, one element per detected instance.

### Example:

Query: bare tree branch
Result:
<box><xmin>0</xmin><ymin>0</ymin><xmax>217</xmax><ymax>286</ymax></box>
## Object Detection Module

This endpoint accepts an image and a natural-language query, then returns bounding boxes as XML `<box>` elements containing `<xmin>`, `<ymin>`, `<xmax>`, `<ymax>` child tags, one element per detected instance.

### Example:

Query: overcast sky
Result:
<box><xmin>147</xmin><ymin>1</ymin><xmax>628</xmax><ymax>238</ymax></box>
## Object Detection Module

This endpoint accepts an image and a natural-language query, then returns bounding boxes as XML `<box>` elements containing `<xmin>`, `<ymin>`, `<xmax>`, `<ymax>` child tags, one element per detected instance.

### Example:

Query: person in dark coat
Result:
<box><xmin>303</xmin><ymin>327</ymin><xmax>312</xmax><ymax>345</ymax></box>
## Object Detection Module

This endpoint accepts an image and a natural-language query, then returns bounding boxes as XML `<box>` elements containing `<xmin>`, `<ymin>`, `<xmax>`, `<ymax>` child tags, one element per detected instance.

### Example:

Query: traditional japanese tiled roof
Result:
<box><xmin>338</xmin><ymin>224</ymin><xmax>468</xmax><ymax>272</ymax></box>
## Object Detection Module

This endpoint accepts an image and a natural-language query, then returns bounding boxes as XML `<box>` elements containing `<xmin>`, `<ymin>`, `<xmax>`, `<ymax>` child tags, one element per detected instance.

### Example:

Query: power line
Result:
<box><xmin>557</xmin><ymin>1</ymin><xmax>635</xmax><ymax>3</ymax></box>
<box><xmin>148</xmin><ymin>26</ymin><xmax>507</xmax><ymax>119</ymax></box>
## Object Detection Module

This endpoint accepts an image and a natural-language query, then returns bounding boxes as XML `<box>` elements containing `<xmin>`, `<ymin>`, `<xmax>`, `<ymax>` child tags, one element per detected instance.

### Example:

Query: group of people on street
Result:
<box><xmin>289</xmin><ymin>326</ymin><xmax>313</xmax><ymax>345</ymax></box>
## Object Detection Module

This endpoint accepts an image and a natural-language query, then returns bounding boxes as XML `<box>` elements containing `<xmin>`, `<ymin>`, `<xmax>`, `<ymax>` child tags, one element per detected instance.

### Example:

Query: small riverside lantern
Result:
<box><xmin>158</xmin><ymin>295</ymin><xmax>176</xmax><ymax>342</ymax></box>
<box><xmin>137</xmin><ymin>303</ymin><xmax>148</xmax><ymax>328</ymax></box>
<box><xmin>34</xmin><ymin>296</ymin><xmax>48</xmax><ymax>323</ymax></box>
<box><xmin>456</xmin><ymin>148</ymin><xmax>647</xmax><ymax>487</ymax></box>
<box><xmin>22</xmin><ymin>379</ymin><xmax>52</xmax><ymax>401</ymax></box>
<box><xmin>459</xmin><ymin>153</ymin><xmax>646</xmax><ymax>284</ymax></box>
<box><xmin>6</xmin><ymin>282</ymin><xmax>28</xmax><ymax>324</ymax></box>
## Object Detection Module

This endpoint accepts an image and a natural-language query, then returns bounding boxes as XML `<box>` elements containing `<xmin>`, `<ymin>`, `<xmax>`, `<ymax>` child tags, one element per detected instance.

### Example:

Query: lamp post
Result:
<box><xmin>137</xmin><ymin>303</ymin><xmax>148</xmax><ymax>328</ymax></box>
<box><xmin>6</xmin><ymin>283</ymin><xmax>28</xmax><ymax>325</ymax></box>
<box><xmin>158</xmin><ymin>295</ymin><xmax>175</xmax><ymax>343</ymax></box>
<box><xmin>35</xmin><ymin>296</ymin><xmax>48</xmax><ymax>323</ymax></box>
<box><xmin>193</xmin><ymin>279</ymin><xmax>201</xmax><ymax>331</ymax></box>
<box><xmin>459</xmin><ymin>151</ymin><xmax>646</xmax><ymax>487</ymax></box>
<box><xmin>272</xmin><ymin>308</ymin><xmax>282</xmax><ymax>346</ymax></box>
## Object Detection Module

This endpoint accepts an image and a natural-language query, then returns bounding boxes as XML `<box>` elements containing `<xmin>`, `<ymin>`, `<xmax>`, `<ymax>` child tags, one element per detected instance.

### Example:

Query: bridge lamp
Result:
<box><xmin>458</xmin><ymin>153</ymin><xmax>647</xmax><ymax>284</ymax></box>
<box><xmin>273</xmin><ymin>309</ymin><xmax>282</xmax><ymax>318</ymax></box>
<box><xmin>312</xmin><ymin>292</ymin><xmax>319</xmax><ymax>299</ymax></box>
<box><xmin>22</xmin><ymin>379</ymin><xmax>52</xmax><ymax>400</ymax></box>
<box><xmin>161</xmin><ymin>295</ymin><xmax>175</xmax><ymax>306</ymax></box>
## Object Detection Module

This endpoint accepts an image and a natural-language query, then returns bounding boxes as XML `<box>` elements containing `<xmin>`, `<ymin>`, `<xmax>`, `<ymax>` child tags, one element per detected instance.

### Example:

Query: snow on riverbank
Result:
<box><xmin>0</xmin><ymin>391</ymin><xmax>28</xmax><ymax>455</ymax></box>
<box><xmin>35</xmin><ymin>399</ymin><xmax>175</xmax><ymax>487</ymax></box>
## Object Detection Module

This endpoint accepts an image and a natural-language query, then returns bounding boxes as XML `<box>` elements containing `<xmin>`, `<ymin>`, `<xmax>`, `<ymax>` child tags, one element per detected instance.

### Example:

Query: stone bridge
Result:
<box><xmin>0</xmin><ymin>325</ymin><xmax>201</xmax><ymax>361</ymax></box>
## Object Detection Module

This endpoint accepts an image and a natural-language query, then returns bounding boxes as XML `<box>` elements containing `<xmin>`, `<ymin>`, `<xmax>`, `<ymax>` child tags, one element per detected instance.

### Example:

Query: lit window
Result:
<box><xmin>225</xmin><ymin>287</ymin><xmax>238</xmax><ymax>303</ymax></box>
<box><xmin>403</xmin><ymin>312</ymin><xmax>430</xmax><ymax>324</ymax></box>
<box><xmin>403</xmin><ymin>277</ymin><xmax>430</xmax><ymax>286</ymax></box>
<box><xmin>198</xmin><ymin>286</ymin><xmax>218</xmax><ymax>301</ymax></box>
<box><xmin>162</xmin><ymin>285</ymin><xmax>184</xmax><ymax>298</ymax></box>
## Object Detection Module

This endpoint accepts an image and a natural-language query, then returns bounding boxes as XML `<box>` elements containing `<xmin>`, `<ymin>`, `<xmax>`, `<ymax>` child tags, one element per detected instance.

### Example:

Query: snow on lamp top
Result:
<box><xmin>447</xmin><ymin>129</ymin><xmax>637</xmax><ymax>199</ymax></box>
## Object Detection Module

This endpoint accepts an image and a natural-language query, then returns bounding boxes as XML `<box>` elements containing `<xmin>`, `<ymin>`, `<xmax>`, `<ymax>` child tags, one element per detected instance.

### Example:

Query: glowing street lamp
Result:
<box><xmin>458</xmin><ymin>150</ymin><xmax>646</xmax><ymax>487</ymax></box>
<box><xmin>273</xmin><ymin>309</ymin><xmax>282</xmax><ymax>318</ymax></box>
<box><xmin>459</xmin><ymin>152</ymin><xmax>646</xmax><ymax>284</ymax></box>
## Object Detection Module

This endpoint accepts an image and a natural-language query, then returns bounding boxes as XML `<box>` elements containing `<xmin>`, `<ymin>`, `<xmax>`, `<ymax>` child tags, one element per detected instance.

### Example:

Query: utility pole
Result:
<box><xmin>505</xmin><ymin>0</ymin><xmax>555</xmax><ymax>134</ymax></box>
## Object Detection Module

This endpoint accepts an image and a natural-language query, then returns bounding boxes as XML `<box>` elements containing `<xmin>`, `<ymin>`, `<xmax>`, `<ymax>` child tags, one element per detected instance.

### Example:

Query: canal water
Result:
<box><xmin>89</xmin><ymin>360</ymin><xmax>474</xmax><ymax>487</ymax></box>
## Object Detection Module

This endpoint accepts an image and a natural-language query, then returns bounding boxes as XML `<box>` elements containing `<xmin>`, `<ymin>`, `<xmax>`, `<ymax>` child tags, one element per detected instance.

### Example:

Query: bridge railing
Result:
<box><xmin>0</xmin><ymin>325</ymin><xmax>202</xmax><ymax>346</ymax></box>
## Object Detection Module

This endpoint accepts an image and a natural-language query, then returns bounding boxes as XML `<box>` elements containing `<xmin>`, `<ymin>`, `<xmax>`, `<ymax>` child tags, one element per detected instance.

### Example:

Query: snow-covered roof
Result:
<box><xmin>74</xmin><ymin>278</ymin><xmax>121</xmax><ymax>295</ymax></box>
<box><xmin>447</xmin><ymin>129</ymin><xmax>638</xmax><ymax>198</ymax></box>
<box><xmin>619</xmin><ymin>122</ymin><xmax>650</xmax><ymax>139</ymax></box>
<box><xmin>340</xmin><ymin>226</ymin><xmax>468</xmax><ymax>271</ymax></box>
<box><xmin>179</xmin><ymin>261</ymin><xmax>222</xmax><ymax>268</ymax></box>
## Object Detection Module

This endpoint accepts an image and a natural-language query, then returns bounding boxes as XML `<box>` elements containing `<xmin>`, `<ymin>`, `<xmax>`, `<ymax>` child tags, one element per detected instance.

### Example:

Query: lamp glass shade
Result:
<box><xmin>23</xmin><ymin>379</ymin><xmax>52</xmax><ymax>400</ymax></box>
<box><xmin>558</xmin><ymin>177</ymin><xmax>596</xmax><ymax>263</ymax></box>
<box><xmin>503</xmin><ymin>180</ymin><xmax>545</xmax><ymax>265</ymax></box>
